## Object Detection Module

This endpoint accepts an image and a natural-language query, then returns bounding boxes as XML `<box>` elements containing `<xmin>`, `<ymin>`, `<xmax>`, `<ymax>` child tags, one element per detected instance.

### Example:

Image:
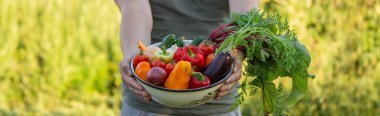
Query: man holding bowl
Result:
<box><xmin>115</xmin><ymin>0</ymin><xmax>259</xmax><ymax>115</ymax></box>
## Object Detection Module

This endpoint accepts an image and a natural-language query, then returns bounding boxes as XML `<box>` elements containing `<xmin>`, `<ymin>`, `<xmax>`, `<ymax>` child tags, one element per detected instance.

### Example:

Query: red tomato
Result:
<box><xmin>133</xmin><ymin>54</ymin><xmax>149</xmax><ymax>68</ymax></box>
<box><xmin>164</xmin><ymin>63</ymin><xmax>175</xmax><ymax>74</ymax></box>
<box><xmin>151</xmin><ymin>59</ymin><xmax>166</xmax><ymax>69</ymax></box>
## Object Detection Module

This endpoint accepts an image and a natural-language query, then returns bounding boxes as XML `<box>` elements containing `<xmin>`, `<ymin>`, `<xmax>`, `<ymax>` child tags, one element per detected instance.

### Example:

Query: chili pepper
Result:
<box><xmin>134</xmin><ymin>61</ymin><xmax>151</xmax><ymax>82</ymax></box>
<box><xmin>189</xmin><ymin>72</ymin><xmax>210</xmax><ymax>89</ymax></box>
<box><xmin>151</xmin><ymin>59</ymin><xmax>166</xmax><ymax>69</ymax></box>
<box><xmin>198</xmin><ymin>41</ymin><xmax>214</xmax><ymax>57</ymax></box>
<box><xmin>164</xmin><ymin>61</ymin><xmax>192</xmax><ymax>90</ymax></box>
<box><xmin>164</xmin><ymin>62</ymin><xmax>175</xmax><ymax>74</ymax></box>
<box><xmin>173</xmin><ymin>46</ymin><xmax>205</xmax><ymax>71</ymax></box>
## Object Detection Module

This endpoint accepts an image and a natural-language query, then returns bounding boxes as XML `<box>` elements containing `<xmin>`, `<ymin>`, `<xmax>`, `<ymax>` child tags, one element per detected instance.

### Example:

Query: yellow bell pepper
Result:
<box><xmin>164</xmin><ymin>61</ymin><xmax>192</xmax><ymax>90</ymax></box>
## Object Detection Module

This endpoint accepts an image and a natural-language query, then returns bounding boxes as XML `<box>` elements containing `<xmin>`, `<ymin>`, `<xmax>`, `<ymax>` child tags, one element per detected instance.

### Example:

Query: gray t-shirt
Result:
<box><xmin>122</xmin><ymin>0</ymin><xmax>239</xmax><ymax>115</ymax></box>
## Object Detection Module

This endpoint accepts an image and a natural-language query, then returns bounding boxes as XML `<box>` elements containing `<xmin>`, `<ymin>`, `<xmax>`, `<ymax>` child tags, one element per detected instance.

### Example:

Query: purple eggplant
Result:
<box><xmin>202</xmin><ymin>52</ymin><xmax>233</xmax><ymax>83</ymax></box>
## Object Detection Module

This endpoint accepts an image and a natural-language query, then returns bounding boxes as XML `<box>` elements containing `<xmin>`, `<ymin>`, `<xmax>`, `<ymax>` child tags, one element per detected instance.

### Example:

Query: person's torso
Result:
<box><xmin>150</xmin><ymin>0</ymin><xmax>230</xmax><ymax>43</ymax></box>
<box><xmin>123</xmin><ymin>0</ymin><xmax>238</xmax><ymax>115</ymax></box>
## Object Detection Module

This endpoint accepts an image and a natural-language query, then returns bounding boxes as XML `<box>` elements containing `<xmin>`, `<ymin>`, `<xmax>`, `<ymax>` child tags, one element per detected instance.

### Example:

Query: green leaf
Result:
<box><xmin>280</xmin><ymin>76</ymin><xmax>308</xmax><ymax>108</ymax></box>
<box><xmin>255</xmin><ymin>49</ymin><xmax>266</xmax><ymax>62</ymax></box>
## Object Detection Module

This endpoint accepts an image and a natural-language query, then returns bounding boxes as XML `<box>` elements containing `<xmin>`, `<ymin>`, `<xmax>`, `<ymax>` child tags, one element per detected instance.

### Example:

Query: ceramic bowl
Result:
<box><xmin>130</xmin><ymin>40</ymin><xmax>233</xmax><ymax>108</ymax></box>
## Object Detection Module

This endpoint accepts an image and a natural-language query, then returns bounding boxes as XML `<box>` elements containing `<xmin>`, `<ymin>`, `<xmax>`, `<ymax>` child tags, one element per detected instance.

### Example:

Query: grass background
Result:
<box><xmin>0</xmin><ymin>0</ymin><xmax>379</xmax><ymax>115</ymax></box>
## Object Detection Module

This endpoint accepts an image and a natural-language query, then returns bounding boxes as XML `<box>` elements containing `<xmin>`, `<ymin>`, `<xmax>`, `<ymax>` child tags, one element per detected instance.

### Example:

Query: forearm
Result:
<box><xmin>229</xmin><ymin>0</ymin><xmax>260</xmax><ymax>13</ymax></box>
<box><xmin>116</xmin><ymin>0</ymin><xmax>152</xmax><ymax>57</ymax></box>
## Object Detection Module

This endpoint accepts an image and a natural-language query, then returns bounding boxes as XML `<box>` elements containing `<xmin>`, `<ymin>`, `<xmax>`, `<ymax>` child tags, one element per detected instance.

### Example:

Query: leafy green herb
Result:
<box><xmin>211</xmin><ymin>9</ymin><xmax>314</xmax><ymax>115</ymax></box>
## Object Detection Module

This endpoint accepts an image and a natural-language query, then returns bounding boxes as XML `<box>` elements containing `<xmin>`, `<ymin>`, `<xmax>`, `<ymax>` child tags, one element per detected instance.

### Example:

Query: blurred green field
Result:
<box><xmin>0</xmin><ymin>0</ymin><xmax>379</xmax><ymax>115</ymax></box>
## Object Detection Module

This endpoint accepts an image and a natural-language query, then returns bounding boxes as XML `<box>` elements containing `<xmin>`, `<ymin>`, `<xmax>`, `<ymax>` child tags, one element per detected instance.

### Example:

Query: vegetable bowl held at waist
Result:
<box><xmin>130</xmin><ymin>36</ymin><xmax>234</xmax><ymax>108</ymax></box>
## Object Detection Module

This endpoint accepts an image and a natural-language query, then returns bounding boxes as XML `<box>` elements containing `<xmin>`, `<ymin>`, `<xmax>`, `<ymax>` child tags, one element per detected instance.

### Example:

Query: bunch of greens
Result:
<box><xmin>209</xmin><ymin>9</ymin><xmax>315</xmax><ymax>115</ymax></box>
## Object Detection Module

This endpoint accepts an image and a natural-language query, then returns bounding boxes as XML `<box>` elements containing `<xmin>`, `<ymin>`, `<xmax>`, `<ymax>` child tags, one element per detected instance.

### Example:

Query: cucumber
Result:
<box><xmin>159</xmin><ymin>34</ymin><xmax>176</xmax><ymax>49</ymax></box>
<box><xmin>175</xmin><ymin>36</ymin><xmax>185</xmax><ymax>47</ymax></box>
<box><xmin>190</xmin><ymin>36</ymin><xmax>204</xmax><ymax>46</ymax></box>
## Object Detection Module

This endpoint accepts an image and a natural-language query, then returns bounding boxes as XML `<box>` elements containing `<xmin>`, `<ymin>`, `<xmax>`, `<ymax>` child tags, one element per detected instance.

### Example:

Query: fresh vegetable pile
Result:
<box><xmin>132</xmin><ymin>34</ymin><xmax>233</xmax><ymax>90</ymax></box>
<box><xmin>210</xmin><ymin>9</ymin><xmax>315</xmax><ymax>114</ymax></box>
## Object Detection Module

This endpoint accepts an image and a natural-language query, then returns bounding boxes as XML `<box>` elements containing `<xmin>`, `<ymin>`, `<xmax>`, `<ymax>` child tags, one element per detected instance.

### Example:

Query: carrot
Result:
<box><xmin>204</xmin><ymin>54</ymin><xmax>215</xmax><ymax>67</ymax></box>
<box><xmin>138</xmin><ymin>41</ymin><xmax>147</xmax><ymax>51</ymax></box>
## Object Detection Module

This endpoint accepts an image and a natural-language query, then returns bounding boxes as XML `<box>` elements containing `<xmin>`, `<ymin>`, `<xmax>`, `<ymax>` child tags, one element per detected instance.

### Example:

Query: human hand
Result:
<box><xmin>120</xmin><ymin>56</ymin><xmax>151</xmax><ymax>102</ymax></box>
<box><xmin>215</xmin><ymin>49</ymin><xmax>244</xmax><ymax>100</ymax></box>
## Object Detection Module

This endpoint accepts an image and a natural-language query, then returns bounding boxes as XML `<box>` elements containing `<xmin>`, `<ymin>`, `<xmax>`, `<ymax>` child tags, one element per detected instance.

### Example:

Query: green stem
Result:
<box><xmin>215</xmin><ymin>26</ymin><xmax>289</xmax><ymax>55</ymax></box>
<box><xmin>260</xmin><ymin>76</ymin><xmax>266</xmax><ymax>115</ymax></box>
<box><xmin>191</xmin><ymin>72</ymin><xmax>205</xmax><ymax>81</ymax></box>
<box><xmin>254</xmin><ymin>27</ymin><xmax>288</xmax><ymax>48</ymax></box>
<box><xmin>161</xmin><ymin>46</ymin><xmax>167</xmax><ymax>55</ymax></box>
<box><xmin>187</xmin><ymin>47</ymin><xmax>195</xmax><ymax>58</ymax></box>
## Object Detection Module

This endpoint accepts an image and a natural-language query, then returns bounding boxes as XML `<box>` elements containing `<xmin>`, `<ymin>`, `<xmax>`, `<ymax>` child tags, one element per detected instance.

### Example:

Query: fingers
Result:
<box><xmin>225</xmin><ymin>54</ymin><xmax>243</xmax><ymax>84</ymax></box>
<box><xmin>121</xmin><ymin>73</ymin><xmax>144</xmax><ymax>91</ymax></box>
<box><xmin>139</xmin><ymin>91</ymin><xmax>151</xmax><ymax>101</ymax></box>
<box><xmin>232</xmin><ymin>48</ymin><xmax>243</xmax><ymax>73</ymax></box>
<box><xmin>225</xmin><ymin>70</ymin><xmax>242</xmax><ymax>84</ymax></box>
<box><xmin>122</xmin><ymin>72</ymin><xmax>151</xmax><ymax>101</ymax></box>
<box><xmin>215</xmin><ymin>92</ymin><xmax>228</xmax><ymax>100</ymax></box>
<box><xmin>127</xmin><ymin>86</ymin><xmax>151</xmax><ymax>102</ymax></box>
<box><xmin>120</xmin><ymin>57</ymin><xmax>132</xmax><ymax>76</ymax></box>
<box><xmin>233</xmin><ymin>61</ymin><xmax>241</xmax><ymax>73</ymax></box>
<box><xmin>119</xmin><ymin>57</ymin><xmax>151</xmax><ymax>102</ymax></box>
<box><xmin>119</xmin><ymin>57</ymin><xmax>144</xmax><ymax>90</ymax></box>
<box><xmin>220</xmin><ymin>81</ymin><xmax>237</xmax><ymax>92</ymax></box>
<box><xmin>233</xmin><ymin>58</ymin><xmax>242</xmax><ymax>72</ymax></box>
<box><xmin>215</xmin><ymin>81</ymin><xmax>237</xmax><ymax>100</ymax></box>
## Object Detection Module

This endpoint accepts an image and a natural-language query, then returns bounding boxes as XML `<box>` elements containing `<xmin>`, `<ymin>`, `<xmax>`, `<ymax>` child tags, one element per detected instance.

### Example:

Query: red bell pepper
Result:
<box><xmin>189</xmin><ymin>72</ymin><xmax>210</xmax><ymax>89</ymax></box>
<box><xmin>174</xmin><ymin>46</ymin><xmax>204</xmax><ymax>71</ymax></box>
<box><xmin>198</xmin><ymin>41</ymin><xmax>214</xmax><ymax>57</ymax></box>
<box><xmin>188</xmin><ymin>45</ymin><xmax>204</xmax><ymax>56</ymax></box>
